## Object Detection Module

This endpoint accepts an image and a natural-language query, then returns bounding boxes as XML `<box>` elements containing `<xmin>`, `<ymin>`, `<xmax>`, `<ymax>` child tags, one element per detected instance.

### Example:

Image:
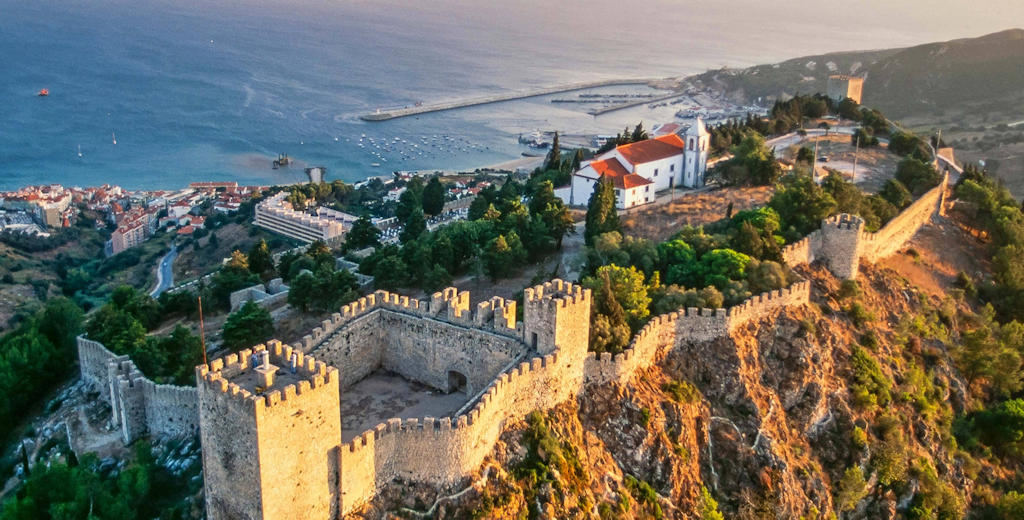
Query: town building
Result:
<box><xmin>560</xmin><ymin>119</ymin><xmax>710</xmax><ymax>209</ymax></box>
<box><xmin>110</xmin><ymin>219</ymin><xmax>148</xmax><ymax>254</ymax></box>
<box><xmin>254</xmin><ymin>192</ymin><xmax>346</xmax><ymax>244</ymax></box>
<box><xmin>827</xmin><ymin>75</ymin><xmax>864</xmax><ymax>104</ymax></box>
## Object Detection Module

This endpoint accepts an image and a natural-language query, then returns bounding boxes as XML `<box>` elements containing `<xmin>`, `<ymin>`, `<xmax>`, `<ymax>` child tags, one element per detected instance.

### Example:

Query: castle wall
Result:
<box><xmin>254</xmin><ymin>357</ymin><xmax>342</xmax><ymax>520</ymax></box>
<box><xmin>781</xmin><ymin>173</ymin><xmax>948</xmax><ymax>279</ymax></box>
<box><xmin>113</xmin><ymin>162</ymin><xmax>951</xmax><ymax>520</ymax></box>
<box><xmin>76</xmin><ymin>336</ymin><xmax>198</xmax><ymax>443</ymax></box>
<box><xmin>339</xmin><ymin>352</ymin><xmax>575</xmax><ymax>515</ymax></box>
<box><xmin>313</xmin><ymin>312</ymin><xmax>386</xmax><ymax>389</ymax></box>
<box><xmin>77</xmin><ymin>336</ymin><xmax>128</xmax><ymax>393</ymax></box>
<box><xmin>377</xmin><ymin>311</ymin><xmax>525</xmax><ymax>394</ymax></box>
<box><xmin>861</xmin><ymin>175</ymin><xmax>947</xmax><ymax>261</ymax></box>
<box><xmin>584</xmin><ymin>282</ymin><xmax>810</xmax><ymax>386</ymax></box>
<box><xmin>198</xmin><ymin>374</ymin><xmax>262</xmax><ymax>520</ymax></box>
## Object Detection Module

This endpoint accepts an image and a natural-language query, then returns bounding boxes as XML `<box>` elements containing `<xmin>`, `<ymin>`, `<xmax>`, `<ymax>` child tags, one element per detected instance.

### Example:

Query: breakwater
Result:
<box><xmin>359</xmin><ymin>78</ymin><xmax>661</xmax><ymax>121</ymax></box>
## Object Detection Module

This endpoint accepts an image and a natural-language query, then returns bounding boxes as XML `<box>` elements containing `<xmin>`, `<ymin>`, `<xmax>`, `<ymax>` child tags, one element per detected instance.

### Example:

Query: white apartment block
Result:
<box><xmin>254</xmin><ymin>192</ymin><xmax>345</xmax><ymax>244</ymax></box>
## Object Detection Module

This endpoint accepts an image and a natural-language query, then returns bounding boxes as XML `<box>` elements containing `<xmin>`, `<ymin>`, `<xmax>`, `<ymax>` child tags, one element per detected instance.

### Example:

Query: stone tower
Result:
<box><xmin>523</xmin><ymin>279</ymin><xmax>591</xmax><ymax>379</ymax></box>
<box><xmin>197</xmin><ymin>340</ymin><xmax>342</xmax><ymax>520</ymax></box>
<box><xmin>820</xmin><ymin>213</ymin><xmax>865</xmax><ymax>279</ymax></box>
<box><xmin>683</xmin><ymin>117</ymin><xmax>710</xmax><ymax>188</ymax></box>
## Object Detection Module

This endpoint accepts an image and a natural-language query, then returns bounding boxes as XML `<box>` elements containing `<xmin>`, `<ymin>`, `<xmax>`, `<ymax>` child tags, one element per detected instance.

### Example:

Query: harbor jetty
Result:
<box><xmin>360</xmin><ymin>78</ymin><xmax>662</xmax><ymax>121</ymax></box>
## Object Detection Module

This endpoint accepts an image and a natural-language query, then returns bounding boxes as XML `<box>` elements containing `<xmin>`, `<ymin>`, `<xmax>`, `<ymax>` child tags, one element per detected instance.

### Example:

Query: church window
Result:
<box><xmin>654</xmin><ymin>168</ymin><xmax>658</xmax><ymax>177</ymax></box>
<box><xmin>670</xmin><ymin>164</ymin><xmax>675</xmax><ymax>172</ymax></box>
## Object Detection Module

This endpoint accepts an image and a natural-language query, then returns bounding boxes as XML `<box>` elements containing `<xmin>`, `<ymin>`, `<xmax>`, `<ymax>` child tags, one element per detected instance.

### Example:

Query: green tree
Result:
<box><xmin>400</xmin><ymin>208</ymin><xmax>427</xmax><ymax>243</ymax></box>
<box><xmin>585</xmin><ymin>177</ymin><xmax>620</xmax><ymax>245</ymax></box>
<box><xmin>769</xmin><ymin>172</ymin><xmax>837</xmax><ymax>239</ymax></box>
<box><xmin>395</xmin><ymin>177</ymin><xmax>424</xmax><ymax>223</ymax></box>
<box><xmin>531</xmin><ymin>180</ymin><xmax>574</xmax><ymax>249</ymax></box>
<box><xmin>544</xmin><ymin>131</ymin><xmax>561</xmax><ymax>172</ymax></box>
<box><xmin>482</xmin><ymin>233</ymin><xmax>526</xmax><ymax>279</ymax></box>
<box><xmin>895</xmin><ymin>157</ymin><xmax>941</xmax><ymax>195</ymax></box>
<box><xmin>835</xmin><ymin>466</ymin><xmax>869</xmax><ymax>513</ymax></box>
<box><xmin>345</xmin><ymin>214</ymin><xmax>381</xmax><ymax>250</ymax></box>
<box><xmin>247</xmin><ymin>239</ymin><xmax>274</xmax><ymax>279</ymax></box>
<box><xmin>583</xmin><ymin>264</ymin><xmax>651</xmax><ymax>328</ymax></box>
<box><xmin>723</xmin><ymin>133</ymin><xmax>782</xmax><ymax>186</ymax></box>
<box><xmin>698</xmin><ymin>486</ymin><xmax>724</xmax><ymax>520</ymax></box>
<box><xmin>422</xmin><ymin>176</ymin><xmax>445</xmax><ymax>216</ymax></box>
<box><xmin>221</xmin><ymin>301</ymin><xmax>274</xmax><ymax>352</ymax></box>
<box><xmin>468</xmin><ymin>194</ymin><xmax>491</xmax><ymax>221</ymax></box>
<box><xmin>879</xmin><ymin>179</ymin><xmax>912</xmax><ymax>209</ymax></box>
<box><xmin>589</xmin><ymin>269</ymin><xmax>632</xmax><ymax>354</ymax></box>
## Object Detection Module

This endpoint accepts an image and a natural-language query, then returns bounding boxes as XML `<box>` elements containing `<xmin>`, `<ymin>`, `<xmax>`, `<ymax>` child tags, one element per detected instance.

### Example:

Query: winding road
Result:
<box><xmin>149</xmin><ymin>243</ymin><xmax>178</xmax><ymax>298</ymax></box>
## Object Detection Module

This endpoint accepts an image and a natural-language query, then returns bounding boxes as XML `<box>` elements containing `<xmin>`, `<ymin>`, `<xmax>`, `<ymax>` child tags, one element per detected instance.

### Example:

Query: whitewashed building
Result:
<box><xmin>561</xmin><ymin>118</ymin><xmax>710</xmax><ymax>209</ymax></box>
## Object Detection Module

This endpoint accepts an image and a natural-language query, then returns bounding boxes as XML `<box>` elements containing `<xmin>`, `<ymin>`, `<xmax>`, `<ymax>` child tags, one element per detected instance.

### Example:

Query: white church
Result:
<box><xmin>559</xmin><ymin>118</ymin><xmax>710</xmax><ymax>209</ymax></box>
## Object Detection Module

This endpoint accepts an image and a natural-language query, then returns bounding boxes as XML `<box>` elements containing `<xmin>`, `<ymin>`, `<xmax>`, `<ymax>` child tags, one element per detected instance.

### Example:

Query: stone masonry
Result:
<box><xmin>76</xmin><ymin>171</ymin><xmax>949</xmax><ymax>520</ymax></box>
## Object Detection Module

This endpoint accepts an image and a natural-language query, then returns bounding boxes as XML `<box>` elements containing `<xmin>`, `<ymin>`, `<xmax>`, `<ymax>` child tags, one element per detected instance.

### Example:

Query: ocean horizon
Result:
<box><xmin>2</xmin><ymin>0</ymin><xmax>1021</xmax><ymax>191</ymax></box>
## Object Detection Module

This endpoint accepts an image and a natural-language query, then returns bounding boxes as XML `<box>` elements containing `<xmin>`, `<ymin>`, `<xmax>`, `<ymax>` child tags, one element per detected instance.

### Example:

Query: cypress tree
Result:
<box><xmin>584</xmin><ymin>177</ymin><xmax>620</xmax><ymax>245</ymax></box>
<box><xmin>544</xmin><ymin>132</ymin><xmax>561</xmax><ymax>172</ymax></box>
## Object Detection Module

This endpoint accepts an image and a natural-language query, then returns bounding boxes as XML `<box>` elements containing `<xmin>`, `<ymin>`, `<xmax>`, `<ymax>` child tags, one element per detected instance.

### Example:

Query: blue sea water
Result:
<box><xmin>0</xmin><ymin>0</ymin><xmax>1020</xmax><ymax>190</ymax></box>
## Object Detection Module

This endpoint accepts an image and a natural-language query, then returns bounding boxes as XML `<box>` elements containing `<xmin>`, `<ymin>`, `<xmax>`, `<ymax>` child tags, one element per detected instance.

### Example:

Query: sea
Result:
<box><xmin>1</xmin><ymin>0</ymin><xmax>1020</xmax><ymax>191</ymax></box>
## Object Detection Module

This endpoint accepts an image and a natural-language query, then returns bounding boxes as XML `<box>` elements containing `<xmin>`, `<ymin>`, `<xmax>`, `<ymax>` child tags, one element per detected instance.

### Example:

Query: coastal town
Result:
<box><xmin>4</xmin><ymin>13</ymin><xmax>1024</xmax><ymax>518</ymax></box>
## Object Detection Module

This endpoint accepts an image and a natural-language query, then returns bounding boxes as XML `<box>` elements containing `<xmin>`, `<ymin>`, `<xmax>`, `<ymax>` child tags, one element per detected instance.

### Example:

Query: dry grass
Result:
<box><xmin>877</xmin><ymin>207</ymin><xmax>990</xmax><ymax>298</ymax></box>
<box><xmin>620</xmin><ymin>186</ymin><xmax>773</xmax><ymax>242</ymax></box>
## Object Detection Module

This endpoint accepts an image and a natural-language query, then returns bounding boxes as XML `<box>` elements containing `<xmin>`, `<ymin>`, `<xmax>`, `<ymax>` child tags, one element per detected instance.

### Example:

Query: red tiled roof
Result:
<box><xmin>583</xmin><ymin>159</ymin><xmax>652</xmax><ymax>190</ymax></box>
<box><xmin>615</xmin><ymin>134</ymin><xmax>685</xmax><ymax>164</ymax></box>
<box><xmin>620</xmin><ymin>174</ymin><xmax>652</xmax><ymax>189</ymax></box>
<box><xmin>589</xmin><ymin>158</ymin><xmax>630</xmax><ymax>178</ymax></box>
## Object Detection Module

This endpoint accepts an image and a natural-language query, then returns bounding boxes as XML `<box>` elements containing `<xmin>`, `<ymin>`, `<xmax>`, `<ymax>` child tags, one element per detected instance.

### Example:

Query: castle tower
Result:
<box><xmin>683</xmin><ymin>117</ymin><xmax>710</xmax><ymax>188</ymax></box>
<box><xmin>197</xmin><ymin>341</ymin><xmax>342</xmax><ymax>520</ymax></box>
<box><xmin>523</xmin><ymin>279</ymin><xmax>591</xmax><ymax>369</ymax></box>
<box><xmin>820</xmin><ymin>214</ymin><xmax>865</xmax><ymax>279</ymax></box>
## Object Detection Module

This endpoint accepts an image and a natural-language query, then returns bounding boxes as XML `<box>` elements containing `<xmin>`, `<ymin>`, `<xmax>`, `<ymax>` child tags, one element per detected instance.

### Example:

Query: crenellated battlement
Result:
<box><xmin>523</xmin><ymin>279</ymin><xmax>590</xmax><ymax>309</ymax></box>
<box><xmin>823</xmin><ymin>213</ymin><xmax>865</xmax><ymax>231</ymax></box>
<box><xmin>197</xmin><ymin>340</ymin><xmax>337</xmax><ymax>414</ymax></box>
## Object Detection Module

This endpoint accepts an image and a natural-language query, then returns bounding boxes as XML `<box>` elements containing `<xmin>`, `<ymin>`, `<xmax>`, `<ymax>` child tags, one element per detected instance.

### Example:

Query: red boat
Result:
<box><xmin>37</xmin><ymin>89</ymin><xmax>49</xmax><ymax>97</ymax></box>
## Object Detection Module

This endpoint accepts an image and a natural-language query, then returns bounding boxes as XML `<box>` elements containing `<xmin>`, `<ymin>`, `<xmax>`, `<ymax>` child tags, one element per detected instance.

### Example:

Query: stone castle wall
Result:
<box><xmin>197</xmin><ymin>342</ymin><xmax>343</xmax><ymax>520</ymax></box>
<box><xmin>584</xmin><ymin>281</ymin><xmax>811</xmax><ymax>386</ymax></box>
<box><xmin>861</xmin><ymin>174</ymin><xmax>948</xmax><ymax>261</ymax></box>
<box><xmin>339</xmin><ymin>350</ymin><xmax>574</xmax><ymax>514</ymax></box>
<box><xmin>77</xmin><ymin>336</ymin><xmax>198</xmax><ymax>443</ymax></box>
<box><xmin>779</xmin><ymin>173</ymin><xmax>949</xmax><ymax>278</ymax></box>
<box><xmin>89</xmin><ymin>170</ymin><xmax>948</xmax><ymax>519</ymax></box>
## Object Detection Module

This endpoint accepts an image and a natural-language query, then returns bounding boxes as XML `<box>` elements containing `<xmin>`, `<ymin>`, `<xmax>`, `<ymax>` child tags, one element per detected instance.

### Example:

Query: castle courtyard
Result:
<box><xmin>340</xmin><ymin>370</ymin><xmax>470</xmax><ymax>443</ymax></box>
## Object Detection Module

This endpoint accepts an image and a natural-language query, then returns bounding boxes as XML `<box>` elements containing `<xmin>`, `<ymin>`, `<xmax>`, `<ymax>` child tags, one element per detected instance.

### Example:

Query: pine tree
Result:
<box><xmin>346</xmin><ymin>214</ymin><xmax>381</xmax><ymax>250</ymax></box>
<box><xmin>422</xmin><ymin>176</ymin><xmax>445</xmax><ymax>216</ymax></box>
<box><xmin>584</xmin><ymin>177</ymin><xmax>620</xmax><ymax>245</ymax></box>
<box><xmin>247</xmin><ymin>239</ymin><xmax>274</xmax><ymax>277</ymax></box>
<box><xmin>400</xmin><ymin>208</ymin><xmax>426</xmax><ymax>243</ymax></box>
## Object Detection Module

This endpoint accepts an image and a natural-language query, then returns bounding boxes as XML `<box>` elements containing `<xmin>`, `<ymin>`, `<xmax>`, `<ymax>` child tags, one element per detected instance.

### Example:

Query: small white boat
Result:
<box><xmin>112</xmin><ymin>132</ymin><xmax>117</xmax><ymax>145</ymax></box>
<box><xmin>77</xmin><ymin>145</ymin><xmax>82</xmax><ymax>157</ymax></box>
<box><xmin>371</xmin><ymin>162</ymin><xmax>380</xmax><ymax>167</ymax></box>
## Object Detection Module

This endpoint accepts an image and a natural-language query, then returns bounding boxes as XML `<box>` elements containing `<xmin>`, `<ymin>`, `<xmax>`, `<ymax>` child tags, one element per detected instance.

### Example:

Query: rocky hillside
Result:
<box><xmin>353</xmin><ymin>224</ymin><xmax>1006</xmax><ymax>518</ymax></box>
<box><xmin>688</xmin><ymin>28</ymin><xmax>1024</xmax><ymax>121</ymax></box>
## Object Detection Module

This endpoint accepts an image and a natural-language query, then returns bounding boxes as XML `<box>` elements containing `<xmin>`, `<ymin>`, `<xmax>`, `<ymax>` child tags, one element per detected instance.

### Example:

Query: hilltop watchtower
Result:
<box><xmin>523</xmin><ymin>279</ymin><xmax>591</xmax><ymax>369</ymax></box>
<box><xmin>827</xmin><ymin>75</ymin><xmax>864</xmax><ymax>104</ymax></box>
<box><xmin>197</xmin><ymin>341</ymin><xmax>342</xmax><ymax>520</ymax></box>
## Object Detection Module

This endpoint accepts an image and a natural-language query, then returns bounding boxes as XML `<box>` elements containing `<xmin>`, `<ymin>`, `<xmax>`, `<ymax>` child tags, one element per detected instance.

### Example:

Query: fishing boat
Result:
<box><xmin>112</xmin><ymin>132</ymin><xmax>117</xmax><ymax>145</ymax></box>
<box><xmin>77</xmin><ymin>145</ymin><xmax>82</xmax><ymax>157</ymax></box>
<box><xmin>37</xmin><ymin>89</ymin><xmax>49</xmax><ymax>97</ymax></box>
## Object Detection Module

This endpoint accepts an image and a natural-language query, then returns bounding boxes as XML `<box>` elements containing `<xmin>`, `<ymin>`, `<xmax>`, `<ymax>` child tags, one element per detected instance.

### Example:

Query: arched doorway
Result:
<box><xmin>447</xmin><ymin>370</ymin><xmax>468</xmax><ymax>394</ymax></box>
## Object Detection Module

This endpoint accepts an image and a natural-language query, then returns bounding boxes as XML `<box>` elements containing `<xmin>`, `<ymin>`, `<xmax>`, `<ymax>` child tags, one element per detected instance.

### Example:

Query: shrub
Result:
<box><xmin>846</xmin><ymin>302</ymin><xmax>874</xmax><ymax>328</ymax></box>
<box><xmin>838</xmin><ymin>279</ymin><xmax>860</xmax><ymax>300</ymax></box>
<box><xmin>850</xmin><ymin>346</ymin><xmax>892</xmax><ymax>408</ymax></box>
<box><xmin>662</xmin><ymin>380</ymin><xmax>701</xmax><ymax>404</ymax></box>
